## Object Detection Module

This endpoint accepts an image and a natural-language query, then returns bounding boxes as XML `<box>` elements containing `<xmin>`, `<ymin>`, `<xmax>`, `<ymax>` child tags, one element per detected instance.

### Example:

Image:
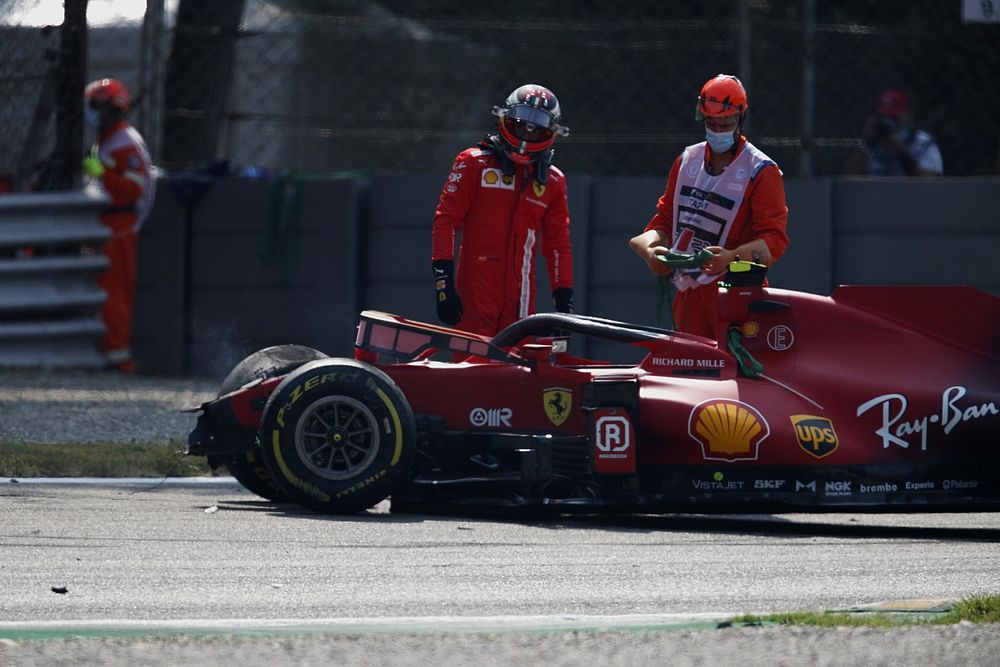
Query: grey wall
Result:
<box><xmin>832</xmin><ymin>178</ymin><xmax>1000</xmax><ymax>293</ymax></box>
<box><xmin>135</xmin><ymin>175</ymin><xmax>364</xmax><ymax>376</ymax></box>
<box><xmin>135</xmin><ymin>174</ymin><xmax>1000</xmax><ymax>378</ymax></box>
<box><xmin>362</xmin><ymin>172</ymin><xmax>442</xmax><ymax>324</ymax></box>
<box><xmin>133</xmin><ymin>178</ymin><xmax>186</xmax><ymax>375</ymax></box>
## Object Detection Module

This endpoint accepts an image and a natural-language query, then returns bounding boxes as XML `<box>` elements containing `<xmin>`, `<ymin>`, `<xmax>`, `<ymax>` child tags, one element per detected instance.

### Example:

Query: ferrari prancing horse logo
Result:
<box><xmin>543</xmin><ymin>387</ymin><xmax>572</xmax><ymax>426</ymax></box>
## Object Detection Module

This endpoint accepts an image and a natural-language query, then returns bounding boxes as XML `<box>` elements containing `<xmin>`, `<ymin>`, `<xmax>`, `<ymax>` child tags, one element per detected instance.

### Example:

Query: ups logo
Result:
<box><xmin>790</xmin><ymin>415</ymin><xmax>839</xmax><ymax>458</ymax></box>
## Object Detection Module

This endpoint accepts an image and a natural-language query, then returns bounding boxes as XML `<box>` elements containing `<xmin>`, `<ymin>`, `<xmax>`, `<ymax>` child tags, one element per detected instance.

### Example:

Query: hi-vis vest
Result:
<box><xmin>98</xmin><ymin>125</ymin><xmax>156</xmax><ymax>231</ymax></box>
<box><xmin>670</xmin><ymin>140</ymin><xmax>775</xmax><ymax>291</ymax></box>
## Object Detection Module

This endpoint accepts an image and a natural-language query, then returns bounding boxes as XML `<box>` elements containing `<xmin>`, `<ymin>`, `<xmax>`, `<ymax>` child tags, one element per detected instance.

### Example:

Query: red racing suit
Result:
<box><xmin>645</xmin><ymin>137</ymin><xmax>788</xmax><ymax>339</ymax></box>
<box><xmin>432</xmin><ymin>143</ymin><xmax>573</xmax><ymax>336</ymax></box>
<box><xmin>92</xmin><ymin>120</ymin><xmax>154</xmax><ymax>367</ymax></box>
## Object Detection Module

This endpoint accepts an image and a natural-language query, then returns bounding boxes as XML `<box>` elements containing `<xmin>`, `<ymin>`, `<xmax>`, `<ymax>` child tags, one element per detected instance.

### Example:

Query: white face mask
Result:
<box><xmin>706</xmin><ymin>127</ymin><xmax>736</xmax><ymax>152</ymax></box>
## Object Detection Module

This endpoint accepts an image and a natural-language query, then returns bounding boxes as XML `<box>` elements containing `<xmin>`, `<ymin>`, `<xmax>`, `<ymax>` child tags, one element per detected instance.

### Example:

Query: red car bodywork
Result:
<box><xmin>190</xmin><ymin>282</ymin><xmax>1000</xmax><ymax>512</ymax></box>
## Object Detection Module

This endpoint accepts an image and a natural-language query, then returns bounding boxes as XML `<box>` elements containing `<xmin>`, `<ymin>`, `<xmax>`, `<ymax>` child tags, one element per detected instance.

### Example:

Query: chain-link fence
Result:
<box><xmin>1</xmin><ymin>0</ymin><xmax>998</xmax><ymax>190</ymax></box>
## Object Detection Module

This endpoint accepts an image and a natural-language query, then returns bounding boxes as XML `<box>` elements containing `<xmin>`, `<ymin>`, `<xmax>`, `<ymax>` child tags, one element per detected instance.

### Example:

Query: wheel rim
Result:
<box><xmin>294</xmin><ymin>395</ymin><xmax>380</xmax><ymax>481</ymax></box>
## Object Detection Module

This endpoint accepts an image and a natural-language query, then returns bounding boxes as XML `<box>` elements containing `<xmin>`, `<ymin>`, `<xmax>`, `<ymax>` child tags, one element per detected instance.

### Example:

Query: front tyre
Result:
<box><xmin>257</xmin><ymin>359</ymin><xmax>416</xmax><ymax>513</ymax></box>
<box><xmin>213</xmin><ymin>344</ymin><xmax>328</xmax><ymax>501</ymax></box>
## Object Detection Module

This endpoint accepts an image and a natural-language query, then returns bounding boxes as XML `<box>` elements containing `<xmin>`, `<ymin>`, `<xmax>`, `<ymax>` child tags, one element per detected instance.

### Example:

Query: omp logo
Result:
<box><xmin>688</xmin><ymin>399</ymin><xmax>770</xmax><ymax>462</ymax></box>
<box><xmin>469</xmin><ymin>407</ymin><xmax>512</xmax><ymax>427</ymax></box>
<box><xmin>543</xmin><ymin>388</ymin><xmax>572</xmax><ymax>427</ymax></box>
<box><xmin>596</xmin><ymin>415</ymin><xmax>631</xmax><ymax>453</ymax></box>
<box><xmin>790</xmin><ymin>415</ymin><xmax>839</xmax><ymax>459</ymax></box>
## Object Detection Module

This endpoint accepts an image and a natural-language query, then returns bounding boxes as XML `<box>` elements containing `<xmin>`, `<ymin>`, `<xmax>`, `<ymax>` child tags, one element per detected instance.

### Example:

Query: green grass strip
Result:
<box><xmin>0</xmin><ymin>441</ymin><xmax>216</xmax><ymax>478</ymax></box>
<box><xmin>727</xmin><ymin>593</ymin><xmax>1000</xmax><ymax>628</ymax></box>
<box><xmin>940</xmin><ymin>594</ymin><xmax>1000</xmax><ymax>624</ymax></box>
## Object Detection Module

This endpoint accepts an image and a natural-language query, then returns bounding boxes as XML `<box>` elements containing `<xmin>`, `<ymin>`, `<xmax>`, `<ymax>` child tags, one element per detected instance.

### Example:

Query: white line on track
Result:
<box><xmin>0</xmin><ymin>613</ymin><xmax>733</xmax><ymax>639</ymax></box>
<box><xmin>0</xmin><ymin>476</ymin><xmax>240</xmax><ymax>486</ymax></box>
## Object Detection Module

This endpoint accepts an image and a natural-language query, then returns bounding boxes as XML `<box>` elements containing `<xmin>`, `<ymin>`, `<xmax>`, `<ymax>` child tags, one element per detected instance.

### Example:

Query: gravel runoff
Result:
<box><xmin>1</xmin><ymin>623</ymin><xmax>999</xmax><ymax>666</ymax></box>
<box><xmin>0</xmin><ymin>369</ymin><xmax>220</xmax><ymax>445</ymax></box>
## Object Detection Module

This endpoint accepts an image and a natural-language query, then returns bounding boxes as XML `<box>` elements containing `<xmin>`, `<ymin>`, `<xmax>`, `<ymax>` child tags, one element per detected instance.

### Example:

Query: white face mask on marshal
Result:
<box><xmin>705</xmin><ymin>127</ymin><xmax>736</xmax><ymax>152</ymax></box>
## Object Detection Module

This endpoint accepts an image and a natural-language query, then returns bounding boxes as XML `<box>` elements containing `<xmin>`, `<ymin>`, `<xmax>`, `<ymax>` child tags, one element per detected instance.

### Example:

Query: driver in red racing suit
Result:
<box><xmin>431</xmin><ymin>84</ymin><xmax>574</xmax><ymax>336</ymax></box>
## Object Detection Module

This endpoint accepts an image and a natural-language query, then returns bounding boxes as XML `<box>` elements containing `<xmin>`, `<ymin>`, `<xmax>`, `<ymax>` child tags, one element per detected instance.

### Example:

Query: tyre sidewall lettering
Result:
<box><xmin>270</xmin><ymin>428</ymin><xmax>331</xmax><ymax>502</ymax></box>
<box><xmin>260</xmin><ymin>362</ymin><xmax>415</xmax><ymax>512</ymax></box>
<box><xmin>217</xmin><ymin>345</ymin><xmax>327</xmax><ymax>501</ymax></box>
<box><xmin>277</xmin><ymin>371</ymin><xmax>361</xmax><ymax>428</ymax></box>
<box><xmin>374</xmin><ymin>385</ymin><xmax>404</xmax><ymax>465</ymax></box>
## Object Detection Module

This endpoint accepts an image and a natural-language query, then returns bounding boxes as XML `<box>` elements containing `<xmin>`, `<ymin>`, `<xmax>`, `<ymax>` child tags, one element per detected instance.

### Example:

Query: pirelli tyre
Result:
<box><xmin>257</xmin><ymin>359</ymin><xmax>417</xmax><ymax>514</ymax></box>
<box><xmin>209</xmin><ymin>345</ymin><xmax>328</xmax><ymax>501</ymax></box>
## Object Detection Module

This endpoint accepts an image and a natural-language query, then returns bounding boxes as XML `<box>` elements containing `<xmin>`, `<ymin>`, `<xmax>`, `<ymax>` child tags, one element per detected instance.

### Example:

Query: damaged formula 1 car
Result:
<box><xmin>187</xmin><ymin>260</ymin><xmax>1000</xmax><ymax>514</ymax></box>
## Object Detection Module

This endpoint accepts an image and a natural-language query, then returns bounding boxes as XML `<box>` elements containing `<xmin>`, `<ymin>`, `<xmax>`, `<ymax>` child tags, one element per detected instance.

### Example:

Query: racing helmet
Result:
<box><xmin>85</xmin><ymin>78</ymin><xmax>131</xmax><ymax>112</ymax></box>
<box><xmin>492</xmin><ymin>84</ymin><xmax>569</xmax><ymax>165</ymax></box>
<box><xmin>695</xmin><ymin>74</ymin><xmax>748</xmax><ymax>121</ymax></box>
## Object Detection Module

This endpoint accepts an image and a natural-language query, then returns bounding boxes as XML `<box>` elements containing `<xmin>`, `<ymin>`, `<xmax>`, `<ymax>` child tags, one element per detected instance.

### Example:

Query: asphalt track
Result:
<box><xmin>1</xmin><ymin>479</ymin><xmax>999</xmax><ymax>664</ymax></box>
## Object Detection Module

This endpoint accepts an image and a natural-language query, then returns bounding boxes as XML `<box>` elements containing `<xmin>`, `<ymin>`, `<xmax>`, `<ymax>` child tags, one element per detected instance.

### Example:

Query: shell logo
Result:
<box><xmin>741</xmin><ymin>321</ymin><xmax>759</xmax><ymax>338</ymax></box>
<box><xmin>483</xmin><ymin>170</ymin><xmax>499</xmax><ymax>184</ymax></box>
<box><xmin>688</xmin><ymin>398</ymin><xmax>770</xmax><ymax>461</ymax></box>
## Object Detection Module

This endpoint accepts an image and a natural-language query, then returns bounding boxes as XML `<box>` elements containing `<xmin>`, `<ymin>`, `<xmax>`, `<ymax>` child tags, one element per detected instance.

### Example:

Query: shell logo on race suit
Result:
<box><xmin>592</xmin><ymin>407</ymin><xmax>635</xmax><ymax>474</ymax></box>
<box><xmin>543</xmin><ymin>387</ymin><xmax>572</xmax><ymax>426</ymax></box>
<box><xmin>689</xmin><ymin>399</ymin><xmax>770</xmax><ymax>461</ymax></box>
<box><xmin>481</xmin><ymin>168</ymin><xmax>515</xmax><ymax>190</ymax></box>
<box><xmin>790</xmin><ymin>415</ymin><xmax>839</xmax><ymax>458</ymax></box>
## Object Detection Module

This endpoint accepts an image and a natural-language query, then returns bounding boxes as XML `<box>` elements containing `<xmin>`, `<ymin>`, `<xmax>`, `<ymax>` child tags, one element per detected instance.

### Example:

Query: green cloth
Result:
<box><xmin>259</xmin><ymin>171</ymin><xmax>361</xmax><ymax>284</ymax></box>
<box><xmin>654</xmin><ymin>247</ymin><xmax>713</xmax><ymax>269</ymax></box>
<box><xmin>727</xmin><ymin>327</ymin><xmax>764</xmax><ymax>378</ymax></box>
